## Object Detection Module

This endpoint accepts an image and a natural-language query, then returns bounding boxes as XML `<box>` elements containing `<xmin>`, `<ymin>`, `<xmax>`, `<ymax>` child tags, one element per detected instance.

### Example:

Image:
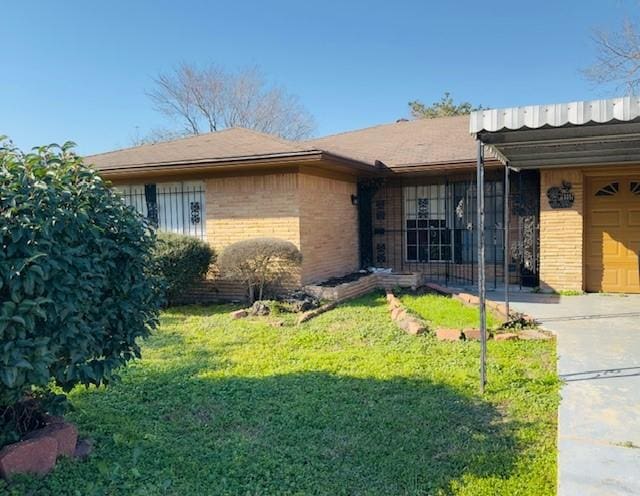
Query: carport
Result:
<box><xmin>470</xmin><ymin>97</ymin><xmax>640</xmax><ymax>384</ymax></box>
<box><xmin>470</xmin><ymin>97</ymin><xmax>640</xmax><ymax>495</ymax></box>
<box><xmin>472</xmin><ymin>97</ymin><xmax>640</xmax><ymax>297</ymax></box>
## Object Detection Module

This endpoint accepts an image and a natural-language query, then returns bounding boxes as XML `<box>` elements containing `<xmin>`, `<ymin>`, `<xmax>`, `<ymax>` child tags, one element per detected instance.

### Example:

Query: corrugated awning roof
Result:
<box><xmin>470</xmin><ymin>96</ymin><xmax>640</xmax><ymax>134</ymax></box>
<box><xmin>470</xmin><ymin>96</ymin><xmax>640</xmax><ymax>168</ymax></box>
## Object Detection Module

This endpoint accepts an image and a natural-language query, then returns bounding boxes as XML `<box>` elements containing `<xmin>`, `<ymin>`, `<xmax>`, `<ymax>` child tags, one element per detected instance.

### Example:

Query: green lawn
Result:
<box><xmin>4</xmin><ymin>292</ymin><xmax>558</xmax><ymax>496</ymax></box>
<box><xmin>401</xmin><ymin>293</ymin><xmax>503</xmax><ymax>330</ymax></box>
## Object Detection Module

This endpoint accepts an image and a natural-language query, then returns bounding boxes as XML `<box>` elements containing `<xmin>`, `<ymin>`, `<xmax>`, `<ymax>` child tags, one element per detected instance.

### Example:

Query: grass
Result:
<box><xmin>4</xmin><ymin>292</ymin><xmax>558</xmax><ymax>496</ymax></box>
<box><xmin>400</xmin><ymin>293</ymin><xmax>503</xmax><ymax>330</ymax></box>
<box><xmin>556</xmin><ymin>290</ymin><xmax>584</xmax><ymax>296</ymax></box>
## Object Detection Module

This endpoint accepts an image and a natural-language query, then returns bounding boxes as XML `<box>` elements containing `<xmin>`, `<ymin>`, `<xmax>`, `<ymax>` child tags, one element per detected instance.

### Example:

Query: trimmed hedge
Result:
<box><xmin>0</xmin><ymin>139</ymin><xmax>162</xmax><ymax>445</ymax></box>
<box><xmin>154</xmin><ymin>232</ymin><xmax>216</xmax><ymax>304</ymax></box>
<box><xmin>218</xmin><ymin>237</ymin><xmax>302</xmax><ymax>303</ymax></box>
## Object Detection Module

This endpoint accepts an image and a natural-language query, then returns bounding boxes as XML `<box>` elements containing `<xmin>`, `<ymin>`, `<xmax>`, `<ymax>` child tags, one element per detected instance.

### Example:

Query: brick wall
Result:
<box><xmin>298</xmin><ymin>173</ymin><xmax>360</xmax><ymax>284</ymax></box>
<box><xmin>205</xmin><ymin>173</ymin><xmax>300</xmax><ymax>250</ymax></box>
<box><xmin>539</xmin><ymin>168</ymin><xmax>584</xmax><ymax>292</ymax></box>
<box><xmin>205</xmin><ymin>171</ymin><xmax>359</xmax><ymax>291</ymax></box>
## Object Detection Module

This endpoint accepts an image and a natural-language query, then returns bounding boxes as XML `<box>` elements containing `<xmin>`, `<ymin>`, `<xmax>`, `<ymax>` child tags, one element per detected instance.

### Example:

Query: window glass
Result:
<box><xmin>115</xmin><ymin>181</ymin><xmax>206</xmax><ymax>239</ymax></box>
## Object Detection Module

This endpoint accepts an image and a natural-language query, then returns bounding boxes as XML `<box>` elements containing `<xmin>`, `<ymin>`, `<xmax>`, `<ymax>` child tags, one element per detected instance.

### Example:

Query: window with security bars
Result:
<box><xmin>404</xmin><ymin>181</ymin><xmax>504</xmax><ymax>264</ymax></box>
<box><xmin>404</xmin><ymin>184</ymin><xmax>452</xmax><ymax>262</ymax></box>
<box><xmin>114</xmin><ymin>181</ymin><xmax>206</xmax><ymax>239</ymax></box>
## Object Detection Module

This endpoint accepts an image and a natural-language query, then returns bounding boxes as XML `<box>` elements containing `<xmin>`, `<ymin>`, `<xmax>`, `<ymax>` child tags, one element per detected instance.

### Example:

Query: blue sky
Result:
<box><xmin>1</xmin><ymin>0</ymin><xmax>634</xmax><ymax>155</ymax></box>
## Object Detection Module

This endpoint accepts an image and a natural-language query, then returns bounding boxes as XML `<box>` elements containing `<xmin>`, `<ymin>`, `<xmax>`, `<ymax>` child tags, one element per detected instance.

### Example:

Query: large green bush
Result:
<box><xmin>153</xmin><ymin>232</ymin><xmax>215</xmax><ymax>304</ymax></box>
<box><xmin>0</xmin><ymin>139</ymin><xmax>161</xmax><ymax>444</ymax></box>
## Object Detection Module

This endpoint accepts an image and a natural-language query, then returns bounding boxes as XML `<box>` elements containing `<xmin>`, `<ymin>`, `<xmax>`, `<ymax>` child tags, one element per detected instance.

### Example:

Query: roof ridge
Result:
<box><xmin>86</xmin><ymin>128</ymin><xmax>235</xmax><ymax>159</ymax></box>
<box><xmin>86</xmin><ymin>127</ymin><xmax>313</xmax><ymax>159</ymax></box>
<box><xmin>308</xmin><ymin>114</ymin><xmax>470</xmax><ymax>142</ymax></box>
<box><xmin>230</xmin><ymin>127</ymin><xmax>316</xmax><ymax>151</ymax></box>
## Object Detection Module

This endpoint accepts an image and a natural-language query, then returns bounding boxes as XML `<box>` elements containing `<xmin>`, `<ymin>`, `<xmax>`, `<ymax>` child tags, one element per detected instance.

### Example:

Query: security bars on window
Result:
<box><xmin>116</xmin><ymin>181</ymin><xmax>206</xmax><ymax>239</ymax></box>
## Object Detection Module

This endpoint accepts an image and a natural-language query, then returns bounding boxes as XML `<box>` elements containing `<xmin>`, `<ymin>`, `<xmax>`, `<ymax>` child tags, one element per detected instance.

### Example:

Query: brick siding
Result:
<box><xmin>539</xmin><ymin>168</ymin><xmax>584</xmax><ymax>292</ymax></box>
<box><xmin>298</xmin><ymin>173</ymin><xmax>359</xmax><ymax>284</ymax></box>
<box><xmin>202</xmin><ymin>171</ymin><xmax>360</xmax><ymax>295</ymax></box>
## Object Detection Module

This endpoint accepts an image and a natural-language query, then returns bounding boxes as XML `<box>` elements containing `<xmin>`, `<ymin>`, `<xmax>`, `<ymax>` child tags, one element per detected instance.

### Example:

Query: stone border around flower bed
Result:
<box><xmin>386</xmin><ymin>292</ymin><xmax>428</xmax><ymax>336</ymax></box>
<box><xmin>424</xmin><ymin>282</ymin><xmax>538</xmax><ymax>323</ymax></box>
<box><xmin>0</xmin><ymin>416</ymin><xmax>87</xmax><ymax>479</ymax></box>
<box><xmin>423</xmin><ymin>283</ymin><xmax>554</xmax><ymax>341</ymax></box>
<box><xmin>387</xmin><ymin>289</ymin><xmax>532</xmax><ymax>342</ymax></box>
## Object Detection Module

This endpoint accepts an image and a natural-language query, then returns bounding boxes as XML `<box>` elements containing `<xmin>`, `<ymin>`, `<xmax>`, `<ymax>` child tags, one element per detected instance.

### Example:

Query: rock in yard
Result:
<box><xmin>398</xmin><ymin>318</ymin><xmax>427</xmax><ymax>336</ymax></box>
<box><xmin>386</xmin><ymin>293</ymin><xmax>402</xmax><ymax>308</ymax></box>
<box><xmin>494</xmin><ymin>332</ymin><xmax>519</xmax><ymax>341</ymax></box>
<box><xmin>74</xmin><ymin>438</ymin><xmax>93</xmax><ymax>460</ymax></box>
<box><xmin>0</xmin><ymin>436</ymin><xmax>58</xmax><ymax>479</ymax></box>
<box><xmin>26</xmin><ymin>421</ymin><xmax>78</xmax><ymax>458</ymax></box>
<box><xmin>462</xmin><ymin>328</ymin><xmax>484</xmax><ymax>341</ymax></box>
<box><xmin>249</xmin><ymin>301</ymin><xmax>270</xmax><ymax>316</ymax></box>
<box><xmin>280</xmin><ymin>291</ymin><xmax>320</xmax><ymax>312</ymax></box>
<box><xmin>488</xmin><ymin>301</ymin><xmax>509</xmax><ymax>317</ymax></box>
<box><xmin>390</xmin><ymin>307</ymin><xmax>406</xmax><ymax>321</ymax></box>
<box><xmin>230</xmin><ymin>309</ymin><xmax>248</xmax><ymax>319</ymax></box>
<box><xmin>436</xmin><ymin>328</ymin><xmax>463</xmax><ymax>341</ymax></box>
<box><xmin>455</xmin><ymin>293</ymin><xmax>480</xmax><ymax>306</ymax></box>
<box><xmin>518</xmin><ymin>329</ymin><xmax>553</xmax><ymax>340</ymax></box>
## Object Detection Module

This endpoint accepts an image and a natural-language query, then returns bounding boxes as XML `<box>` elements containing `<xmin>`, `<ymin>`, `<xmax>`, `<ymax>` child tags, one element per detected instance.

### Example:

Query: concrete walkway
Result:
<box><xmin>502</xmin><ymin>292</ymin><xmax>640</xmax><ymax>495</ymax></box>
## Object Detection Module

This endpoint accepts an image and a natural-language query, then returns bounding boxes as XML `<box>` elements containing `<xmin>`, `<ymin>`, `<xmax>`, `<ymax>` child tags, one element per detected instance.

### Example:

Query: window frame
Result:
<box><xmin>404</xmin><ymin>184</ymin><xmax>454</xmax><ymax>263</ymax></box>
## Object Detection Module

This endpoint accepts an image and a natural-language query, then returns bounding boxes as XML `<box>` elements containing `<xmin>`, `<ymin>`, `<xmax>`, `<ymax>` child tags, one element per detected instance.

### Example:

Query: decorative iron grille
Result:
<box><xmin>117</xmin><ymin>182</ymin><xmax>206</xmax><ymax>239</ymax></box>
<box><xmin>358</xmin><ymin>170</ymin><xmax>540</xmax><ymax>289</ymax></box>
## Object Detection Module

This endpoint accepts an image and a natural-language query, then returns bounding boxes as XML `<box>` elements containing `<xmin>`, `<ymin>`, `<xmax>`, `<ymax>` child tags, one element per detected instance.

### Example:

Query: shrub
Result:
<box><xmin>153</xmin><ymin>232</ymin><xmax>216</xmax><ymax>304</ymax></box>
<box><xmin>0</xmin><ymin>139</ymin><xmax>162</xmax><ymax>446</ymax></box>
<box><xmin>218</xmin><ymin>238</ymin><xmax>302</xmax><ymax>303</ymax></box>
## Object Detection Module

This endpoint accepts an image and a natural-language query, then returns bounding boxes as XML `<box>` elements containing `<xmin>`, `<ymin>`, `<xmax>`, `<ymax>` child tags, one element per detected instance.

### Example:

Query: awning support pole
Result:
<box><xmin>504</xmin><ymin>163</ymin><xmax>510</xmax><ymax>318</ymax></box>
<box><xmin>476</xmin><ymin>141</ymin><xmax>487</xmax><ymax>394</ymax></box>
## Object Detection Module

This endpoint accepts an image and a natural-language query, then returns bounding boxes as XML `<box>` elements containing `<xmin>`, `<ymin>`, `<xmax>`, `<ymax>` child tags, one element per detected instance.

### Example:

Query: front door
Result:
<box><xmin>585</xmin><ymin>176</ymin><xmax>640</xmax><ymax>293</ymax></box>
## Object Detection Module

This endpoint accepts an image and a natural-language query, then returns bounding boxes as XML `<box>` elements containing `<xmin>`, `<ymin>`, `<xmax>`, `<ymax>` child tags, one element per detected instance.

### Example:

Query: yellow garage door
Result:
<box><xmin>586</xmin><ymin>176</ymin><xmax>640</xmax><ymax>293</ymax></box>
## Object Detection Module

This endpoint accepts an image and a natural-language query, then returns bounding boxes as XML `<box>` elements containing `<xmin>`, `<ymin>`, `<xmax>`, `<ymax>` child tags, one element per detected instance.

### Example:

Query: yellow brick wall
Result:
<box><xmin>205</xmin><ymin>173</ymin><xmax>301</xmax><ymax>250</ymax></box>
<box><xmin>539</xmin><ymin>168</ymin><xmax>584</xmax><ymax>292</ymax></box>
<box><xmin>298</xmin><ymin>173</ymin><xmax>360</xmax><ymax>284</ymax></box>
<box><xmin>205</xmin><ymin>171</ymin><xmax>359</xmax><ymax>287</ymax></box>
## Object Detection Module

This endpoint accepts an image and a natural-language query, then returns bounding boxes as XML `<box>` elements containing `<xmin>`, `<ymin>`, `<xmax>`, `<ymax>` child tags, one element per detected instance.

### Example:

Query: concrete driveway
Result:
<box><xmin>505</xmin><ymin>292</ymin><xmax>640</xmax><ymax>496</ymax></box>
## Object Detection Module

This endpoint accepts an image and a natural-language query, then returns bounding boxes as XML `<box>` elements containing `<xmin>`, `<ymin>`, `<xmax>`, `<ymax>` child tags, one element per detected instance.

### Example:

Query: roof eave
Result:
<box><xmin>388</xmin><ymin>157</ymin><xmax>503</xmax><ymax>174</ymax></box>
<box><xmin>94</xmin><ymin>150</ymin><xmax>381</xmax><ymax>179</ymax></box>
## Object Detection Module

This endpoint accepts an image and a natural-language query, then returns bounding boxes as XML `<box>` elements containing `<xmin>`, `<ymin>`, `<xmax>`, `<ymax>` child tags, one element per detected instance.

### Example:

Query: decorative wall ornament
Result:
<box><xmin>144</xmin><ymin>183</ymin><xmax>158</xmax><ymax>226</ymax></box>
<box><xmin>190</xmin><ymin>201</ymin><xmax>201</xmax><ymax>224</ymax></box>
<box><xmin>455</xmin><ymin>199</ymin><xmax>464</xmax><ymax>219</ymax></box>
<box><xmin>417</xmin><ymin>198</ymin><xmax>429</xmax><ymax>219</ymax></box>
<box><xmin>376</xmin><ymin>243</ymin><xmax>386</xmax><ymax>264</ymax></box>
<box><xmin>546</xmin><ymin>181</ymin><xmax>575</xmax><ymax>209</ymax></box>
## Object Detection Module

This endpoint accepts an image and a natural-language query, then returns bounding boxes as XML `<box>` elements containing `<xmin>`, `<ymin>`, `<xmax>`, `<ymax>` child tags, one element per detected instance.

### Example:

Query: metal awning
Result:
<box><xmin>470</xmin><ymin>96</ymin><xmax>640</xmax><ymax>168</ymax></box>
<box><xmin>469</xmin><ymin>96</ymin><xmax>640</xmax><ymax>393</ymax></box>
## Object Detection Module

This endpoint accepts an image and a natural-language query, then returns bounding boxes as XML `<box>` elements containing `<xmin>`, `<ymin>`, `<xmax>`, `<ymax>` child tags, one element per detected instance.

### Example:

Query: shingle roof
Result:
<box><xmin>87</xmin><ymin>127</ymin><xmax>319</xmax><ymax>171</ymax></box>
<box><xmin>87</xmin><ymin>115</ymin><xmax>480</xmax><ymax>173</ymax></box>
<box><xmin>306</xmin><ymin>115</ymin><xmax>477</xmax><ymax>167</ymax></box>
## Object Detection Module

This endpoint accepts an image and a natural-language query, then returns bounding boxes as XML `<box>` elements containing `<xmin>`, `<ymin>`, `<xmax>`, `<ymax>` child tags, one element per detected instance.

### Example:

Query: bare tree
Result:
<box><xmin>129</xmin><ymin>127</ymin><xmax>188</xmax><ymax>146</ymax></box>
<box><xmin>585</xmin><ymin>18</ymin><xmax>640</xmax><ymax>94</ymax></box>
<box><xmin>145</xmin><ymin>63</ymin><xmax>316</xmax><ymax>141</ymax></box>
